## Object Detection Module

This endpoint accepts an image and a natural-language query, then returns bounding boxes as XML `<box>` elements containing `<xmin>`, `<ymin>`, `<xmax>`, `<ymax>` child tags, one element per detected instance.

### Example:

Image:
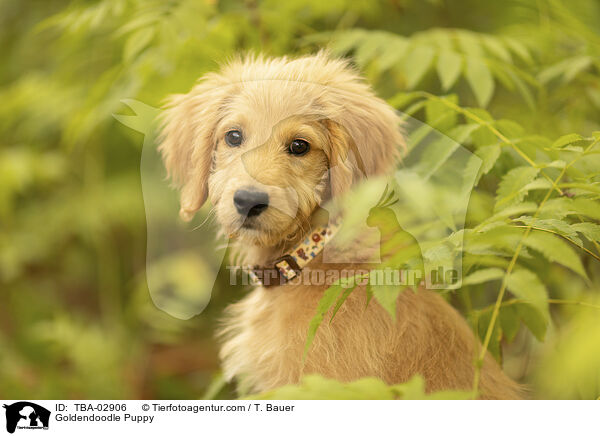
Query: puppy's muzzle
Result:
<box><xmin>234</xmin><ymin>189</ymin><xmax>269</xmax><ymax>217</ymax></box>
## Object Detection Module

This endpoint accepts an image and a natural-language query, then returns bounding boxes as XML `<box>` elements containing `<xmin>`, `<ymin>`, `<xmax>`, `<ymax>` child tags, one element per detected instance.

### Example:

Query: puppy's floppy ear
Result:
<box><xmin>321</xmin><ymin>63</ymin><xmax>405</xmax><ymax>196</ymax></box>
<box><xmin>324</xmin><ymin>119</ymin><xmax>366</xmax><ymax>197</ymax></box>
<box><xmin>336</xmin><ymin>92</ymin><xmax>404</xmax><ymax>176</ymax></box>
<box><xmin>158</xmin><ymin>74</ymin><xmax>227</xmax><ymax>221</ymax></box>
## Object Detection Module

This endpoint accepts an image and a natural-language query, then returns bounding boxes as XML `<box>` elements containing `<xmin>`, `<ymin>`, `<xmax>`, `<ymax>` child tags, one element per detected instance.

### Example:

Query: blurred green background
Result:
<box><xmin>1</xmin><ymin>0</ymin><xmax>600</xmax><ymax>400</ymax></box>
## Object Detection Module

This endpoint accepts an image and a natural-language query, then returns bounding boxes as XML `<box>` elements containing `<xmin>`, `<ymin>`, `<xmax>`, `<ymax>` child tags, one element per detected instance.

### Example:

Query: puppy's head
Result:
<box><xmin>159</xmin><ymin>52</ymin><xmax>404</xmax><ymax>247</ymax></box>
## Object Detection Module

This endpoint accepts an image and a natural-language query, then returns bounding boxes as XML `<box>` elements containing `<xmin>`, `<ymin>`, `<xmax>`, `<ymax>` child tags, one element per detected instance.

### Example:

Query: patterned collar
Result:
<box><xmin>248</xmin><ymin>220</ymin><xmax>340</xmax><ymax>287</ymax></box>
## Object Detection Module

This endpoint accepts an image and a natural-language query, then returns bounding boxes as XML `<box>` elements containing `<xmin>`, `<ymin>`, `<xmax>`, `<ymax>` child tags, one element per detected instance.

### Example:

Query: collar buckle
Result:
<box><xmin>274</xmin><ymin>254</ymin><xmax>301</xmax><ymax>281</ymax></box>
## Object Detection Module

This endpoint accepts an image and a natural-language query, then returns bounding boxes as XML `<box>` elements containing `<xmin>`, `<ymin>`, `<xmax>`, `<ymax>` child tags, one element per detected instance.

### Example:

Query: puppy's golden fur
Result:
<box><xmin>159</xmin><ymin>52</ymin><xmax>522</xmax><ymax>399</ymax></box>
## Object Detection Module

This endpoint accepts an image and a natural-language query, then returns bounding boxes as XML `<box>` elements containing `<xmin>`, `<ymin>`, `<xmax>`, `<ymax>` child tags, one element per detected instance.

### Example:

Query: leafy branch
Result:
<box><xmin>472</xmin><ymin>134</ymin><xmax>600</xmax><ymax>393</ymax></box>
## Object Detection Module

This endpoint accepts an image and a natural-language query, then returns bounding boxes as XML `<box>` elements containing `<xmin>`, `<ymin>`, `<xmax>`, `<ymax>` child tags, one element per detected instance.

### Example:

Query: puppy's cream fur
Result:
<box><xmin>159</xmin><ymin>52</ymin><xmax>522</xmax><ymax>399</ymax></box>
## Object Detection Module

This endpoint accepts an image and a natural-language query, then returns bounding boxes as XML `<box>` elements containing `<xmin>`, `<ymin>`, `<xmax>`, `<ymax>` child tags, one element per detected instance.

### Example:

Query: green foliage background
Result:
<box><xmin>1</xmin><ymin>0</ymin><xmax>599</xmax><ymax>399</ymax></box>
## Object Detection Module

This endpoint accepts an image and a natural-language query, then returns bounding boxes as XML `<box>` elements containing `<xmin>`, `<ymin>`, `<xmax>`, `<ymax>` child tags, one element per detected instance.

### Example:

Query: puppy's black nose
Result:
<box><xmin>233</xmin><ymin>190</ymin><xmax>269</xmax><ymax>217</ymax></box>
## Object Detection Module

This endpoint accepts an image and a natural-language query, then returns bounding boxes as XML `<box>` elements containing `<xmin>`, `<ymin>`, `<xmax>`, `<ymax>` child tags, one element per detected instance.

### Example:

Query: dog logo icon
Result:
<box><xmin>2</xmin><ymin>402</ymin><xmax>50</xmax><ymax>434</ymax></box>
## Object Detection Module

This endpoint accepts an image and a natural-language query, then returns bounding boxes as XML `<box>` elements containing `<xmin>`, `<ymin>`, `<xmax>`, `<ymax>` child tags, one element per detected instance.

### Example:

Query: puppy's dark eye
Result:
<box><xmin>225</xmin><ymin>130</ymin><xmax>243</xmax><ymax>147</ymax></box>
<box><xmin>288</xmin><ymin>139</ymin><xmax>310</xmax><ymax>156</ymax></box>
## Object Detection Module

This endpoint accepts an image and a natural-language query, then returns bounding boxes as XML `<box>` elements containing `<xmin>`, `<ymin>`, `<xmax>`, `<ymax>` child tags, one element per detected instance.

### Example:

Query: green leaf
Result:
<box><xmin>506</xmin><ymin>269</ymin><xmax>549</xmax><ymax>328</ymax></box>
<box><xmin>425</xmin><ymin>95</ymin><xmax>458</xmax><ymax>131</ymax></box>
<box><xmin>465</xmin><ymin>57</ymin><xmax>495</xmax><ymax>107</ymax></box>
<box><xmin>367</xmin><ymin>281</ymin><xmax>407</xmax><ymax>321</ymax></box>
<box><xmin>503</xmin><ymin>37</ymin><xmax>533</xmax><ymax>65</ymax></box>
<box><xmin>495</xmin><ymin>166</ymin><xmax>539</xmax><ymax>211</ymax></box>
<box><xmin>330</xmin><ymin>278</ymin><xmax>362</xmax><ymax>322</ymax></box>
<box><xmin>400</xmin><ymin>100</ymin><xmax>427</xmax><ymax>119</ymax></box>
<box><xmin>457</xmin><ymin>31</ymin><xmax>483</xmax><ymax>57</ymax></box>
<box><xmin>571</xmin><ymin>222</ymin><xmax>600</xmax><ymax>243</ymax></box>
<box><xmin>447</xmin><ymin>123</ymin><xmax>479</xmax><ymax>143</ymax></box>
<box><xmin>474</xmin><ymin>143</ymin><xmax>501</xmax><ymax>184</ymax></box>
<box><xmin>123</xmin><ymin>27</ymin><xmax>155</xmax><ymax>62</ymax></box>
<box><xmin>464</xmin><ymin>224</ymin><xmax>525</xmax><ymax>256</ymax></box>
<box><xmin>249</xmin><ymin>375</ymin><xmax>397</xmax><ymax>400</ymax></box>
<box><xmin>436</xmin><ymin>51</ymin><xmax>463</xmax><ymax>91</ymax></box>
<box><xmin>406</xmin><ymin>121</ymin><xmax>434</xmax><ymax>154</ymax></box>
<box><xmin>425</xmin><ymin>389</ymin><xmax>474</xmax><ymax>400</ymax></box>
<box><xmin>355</xmin><ymin>32</ymin><xmax>388</xmax><ymax>66</ymax></box>
<box><xmin>541</xmin><ymin>160</ymin><xmax>567</xmax><ymax>169</ymax></box>
<box><xmin>470</xmin><ymin>124</ymin><xmax>497</xmax><ymax>147</ymax></box>
<box><xmin>499</xmin><ymin>304</ymin><xmax>520</xmax><ymax>343</ymax></box>
<box><xmin>570</xmin><ymin>199</ymin><xmax>600</xmax><ymax>221</ymax></box>
<box><xmin>521</xmin><ymin>177</ymin><xmax>552</xmax><ymax>191</ymax></box>
<box><xmin>480</xmin><ymin>202</ymin><xmax>538</xmax><ymax>226</ymax></box>
<box><xmin>514</xmin><ymin>216</ymin><xmax>582</xmax><ymax>246</ymax></box>
<box><xmin>539</xmin><ymin>58</ymin><xmax>572</xmax><ymax>85</ymax></box>
<box><xmin>329</xmin><ymin>29</ymin><xmax>366</xmax><ymax>54</ymax></box>
<box><xmin>506</xmin><ymin>68</ymin><xmax>535</xmax><ymax>109</ymax></box>
<box><xmin>551</xmin><ymin>133</ymin><xmax>584</xmax><ymax>149</ymax></box>
<box><xmin>387</xmin><ymin>92</ymin><xmax>423</xmax><ymax>110</ymax></box>
<box><xmin>466</xmin><ymin>107</ymin><xmax>494</xmax><ymax>122</ymax></box>
<box><xmin>490</xmin><ymin>62</ymin><xmax>516</xmax><ymax>91</ymax></box>
<box><xmin>562</xmin><ymin>145</ymin><xmax>584</xmax><ymax>152</ymax></box>
<box><xmin>560</xmin><ymin>183</ymin><xmax>600</xmax><ymax>195</ymax></box>
<box><xmin>540</xmin><ymin>198</ymin><xmax>600</xmax><ymax>220</ymax></box>
<box><xmin>117</xmin><ymin>11</ymin><xmax>161</xmax><ymax>35</ymax></box>
<box><xmin>462</xmin><ymin>268</ymin><xmax>505</xmax><ymax>286</ymax></box>
<box><xmin>248</xmin><ymin>374</ymin><xmax>471</xmax><ymax>400</ymax></box>
<box><xmin>414</xmin><ymin>135</ymin><xmax>459</xmax><ymax>179</ymax></box>
<box><xmin>477</xmin><ymin>308</ymin><xmax>502</xmax><ymax>360</ymax></box>
<box><xmin>482</xmin><ymin>36</ymin><xmax>512</xmax><ymax>62</ymax></box>
<box><xmin>303</xmin><ymin>280</ymin><xmax>347</xmax><ymax>359</ymax></box>
<box><xmin>563</xmin><ymin>56</ymin><xmax>593</xmax><ymax>83</ymax></box>
<box><xmin>377</xmin><ymin>37</ymin><xmax>409</xmax><ymax>71</ymax></box>
<box><xmin>495</xmin><ymin>119</ymin><xmax>525</xmax><ymax>139</ymax></box>
<box><xmin>201</xmin><ymin>372</ymin><xmax>227</xmax><ymax>400</ymax></box>
<box><xmin>523</xmin><ymin>231</ymin><xmax>588</xmax><ymax>279</ymax></box>
<box><xmin>515</xmin><ymin>303</ymin><xmax>547</xmax><ymax>341</ymax></box>
<box><xmin>402</xmin><ymin>46</ymin><xmax>435</xmax><ymax>89</ymax></box>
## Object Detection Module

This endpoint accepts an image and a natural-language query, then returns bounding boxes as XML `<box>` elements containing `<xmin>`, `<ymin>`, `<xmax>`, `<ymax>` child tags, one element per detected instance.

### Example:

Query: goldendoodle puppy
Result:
<box><xmin>158</xmin><ymin>52</ymin><xmax>522</xmax><ymax>399</ymax></box>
